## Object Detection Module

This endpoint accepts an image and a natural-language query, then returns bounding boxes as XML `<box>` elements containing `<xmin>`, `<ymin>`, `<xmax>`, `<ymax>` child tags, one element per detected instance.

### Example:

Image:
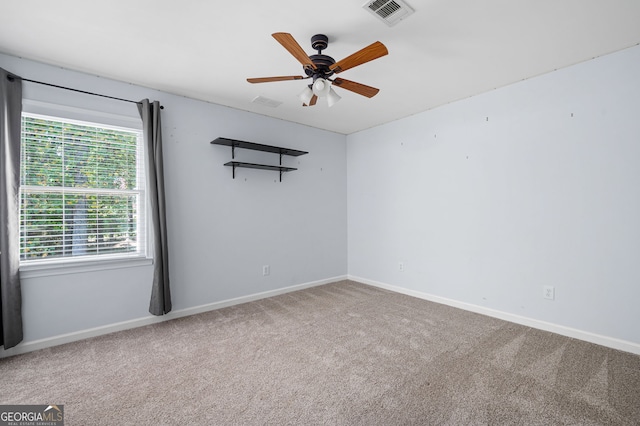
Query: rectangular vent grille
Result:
<box><xmin>251</xmin><ymin>96</ymin><xmax>282</xmax><ymax>108</ymax></box>
<box><xmin>370</xmin><ymin>0</ymin><xmax>400</xmax><ymax>18</ymax></box>
<box><xmin>363</xmin><ymin>0</ymin><xmax>414</xmax><ymax>26</ymax></box>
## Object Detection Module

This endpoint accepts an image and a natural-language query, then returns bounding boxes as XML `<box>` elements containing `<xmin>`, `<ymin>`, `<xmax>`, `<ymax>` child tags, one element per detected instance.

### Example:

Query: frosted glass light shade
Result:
<box><xmin>312</xmin><ymin>78</ymin><xmax>331</xmax><ymax>97</ymax></box>
<box><xmin>327</xmin><ymin>88</ymin><xmax>341</xmax><ymax>107</ymax></box>
<box><xmin>298</xmin><ymin>86</ymin><xmax>314</xmax><ymax>105</ymax></box>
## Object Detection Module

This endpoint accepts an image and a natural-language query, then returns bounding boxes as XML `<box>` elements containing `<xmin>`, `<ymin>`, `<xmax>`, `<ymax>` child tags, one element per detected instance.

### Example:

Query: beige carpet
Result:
<box><xmin>1</xmin><ymin>280</ymin><xmax>639</xmax><ymax>425</ymax></box>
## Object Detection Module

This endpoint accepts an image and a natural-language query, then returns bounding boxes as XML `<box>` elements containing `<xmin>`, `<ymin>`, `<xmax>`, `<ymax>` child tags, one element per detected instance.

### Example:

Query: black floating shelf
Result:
<box><xmin>211</xmin><ymin>137</ymin><xmax>308</xmax><ymax>157</ymax></box>
<box><xmin>211</xmin><ymin>137</ymin><xmax>308</xmax><ymax>181</ymax></box>
<box><xmin>224</xmin><ymin>161</ymin><xmax>297</xmax><ymax>173</ymax></box>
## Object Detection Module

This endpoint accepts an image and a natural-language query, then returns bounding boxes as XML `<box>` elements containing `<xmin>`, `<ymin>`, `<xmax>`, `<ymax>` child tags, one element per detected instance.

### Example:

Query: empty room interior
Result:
<box><xmin>1</xmin><ymin>1</ymin><xmax>640</xmax><ymax>424</ymax></box>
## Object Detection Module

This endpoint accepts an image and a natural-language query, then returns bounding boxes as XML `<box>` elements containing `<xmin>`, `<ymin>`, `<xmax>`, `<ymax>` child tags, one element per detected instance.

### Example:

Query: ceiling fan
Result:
<box><xmin>247</xmin><ymin>33</ymin><xmax>388</xmax><ymax>107</ymax></box>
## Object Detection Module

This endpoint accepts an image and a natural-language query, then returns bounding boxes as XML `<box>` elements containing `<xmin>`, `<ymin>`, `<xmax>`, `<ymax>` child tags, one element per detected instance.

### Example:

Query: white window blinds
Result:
<box><xmin>20</xmin><ymin>113</ymin><xmax>146</xmax><ymax>263</ymax></box>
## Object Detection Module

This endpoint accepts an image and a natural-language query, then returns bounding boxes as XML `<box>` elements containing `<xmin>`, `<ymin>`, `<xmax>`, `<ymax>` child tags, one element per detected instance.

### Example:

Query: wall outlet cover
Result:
<box><xmin>543</xmin><ymin>285</ymin><xmax>555</xmax><ymax>300</ymax></box>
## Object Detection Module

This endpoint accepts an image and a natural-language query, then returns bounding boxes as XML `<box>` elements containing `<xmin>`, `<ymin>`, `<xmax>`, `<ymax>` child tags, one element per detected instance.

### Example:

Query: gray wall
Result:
<box><xmin>0</xmin><ymin>53</ymin><xmax>347</xmax><ymax>344</ymax></box>
<box><xmin>3</xmin><ymin>43</ymin><xmax>640</xmax><ymax>353</ymax></box>
<box><xmin>347</xmin><ymin>45</ymin><xmax>640</xmax><ymax>345</ymax></box>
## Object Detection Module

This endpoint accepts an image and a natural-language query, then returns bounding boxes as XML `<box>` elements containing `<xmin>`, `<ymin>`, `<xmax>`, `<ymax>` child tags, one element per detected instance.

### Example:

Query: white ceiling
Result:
<box><xmin>1</xmin><ymin>1</ymin><xmax>640</xmax><ymax>134</ymax></box>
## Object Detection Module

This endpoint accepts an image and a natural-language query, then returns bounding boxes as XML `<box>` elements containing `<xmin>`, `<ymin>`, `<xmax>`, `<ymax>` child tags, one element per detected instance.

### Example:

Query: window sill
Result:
<box><xmin>19</xmin><ymin>257</ymin><xmax>153</xmax><ymax>279</ymax></box>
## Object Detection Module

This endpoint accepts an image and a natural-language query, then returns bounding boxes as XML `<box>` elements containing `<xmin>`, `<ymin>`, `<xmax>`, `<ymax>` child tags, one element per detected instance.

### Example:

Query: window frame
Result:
<box><xmin>18</xmin><ymin>108</ymin><xmax>153</xmax><ymax>276</ymax></box>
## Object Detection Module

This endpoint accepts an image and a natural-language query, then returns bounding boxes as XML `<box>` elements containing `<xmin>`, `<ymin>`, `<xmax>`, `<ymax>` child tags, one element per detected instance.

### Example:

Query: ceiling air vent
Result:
<box><xmin>251</xmin><ymin>96</ymin><xmax>282</xmax><ymax>108</ymax></box>
<box><xmin>363</xmin><ymin>0</ymin><xmax>414</xmax><ymax>26</ymax></box>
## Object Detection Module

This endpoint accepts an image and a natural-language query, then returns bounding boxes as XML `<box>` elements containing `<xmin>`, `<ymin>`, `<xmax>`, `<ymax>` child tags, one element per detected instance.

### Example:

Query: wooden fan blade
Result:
<box><xmin>303</xmin><ymin>95</ymin><xmax>318</xmax><ymax>107</ymax></box>
<box><xmin>247</xmin><ymin>76</ymin><xmax>305</xmax><ymax>83</ymax></box>
<box><xmin>329</xmin><ymin>41</ymin><xmax>388</xmax><ymax>74</ymax></box>
<box><xmin>332</xmin><ymin>78</ymin><xmax>380</xmax><ymax>98</ymax></box>
<box><xmin>272</xmin><ymin>32</ymin><xmax>317</xmax><ymax>70</ymax></box>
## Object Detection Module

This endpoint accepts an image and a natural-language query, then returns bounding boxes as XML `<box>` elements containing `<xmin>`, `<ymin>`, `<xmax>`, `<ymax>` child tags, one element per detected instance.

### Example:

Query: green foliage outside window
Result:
<box><xmin>20</xmin><ymin>116</ymin><xmax>144</xmax><ymax>261</ymax></box>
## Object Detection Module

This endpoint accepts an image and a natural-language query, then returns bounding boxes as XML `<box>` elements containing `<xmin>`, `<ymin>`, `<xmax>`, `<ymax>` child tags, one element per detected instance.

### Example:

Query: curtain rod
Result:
<box><xmin>21</xmin><ymin>77</ymin><xmax>164</xmax><ymax>109</ymax></box>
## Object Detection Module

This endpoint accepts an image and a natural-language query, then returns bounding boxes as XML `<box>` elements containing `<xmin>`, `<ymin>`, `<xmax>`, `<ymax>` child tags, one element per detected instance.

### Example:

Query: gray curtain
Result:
<box><xmin>0</xmin><ymin>68</ymin><xmax>23</xmax><ymax>349</ymax></box>
<box><xmin>138</xmin><ymin>99</ymin><xmax>171</xmax><ymax>315</ymax></box>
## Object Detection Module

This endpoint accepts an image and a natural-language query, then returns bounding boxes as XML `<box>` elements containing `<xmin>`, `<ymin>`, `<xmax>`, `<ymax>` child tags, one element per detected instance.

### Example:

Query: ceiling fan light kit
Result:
<box><xmin>298</xmin><ymin>86</ymin><xmax>314</xmax><ymax>105</ymax></box>
<box><xmin>312</xmin><ymin>78</ymin><xmax>331</xmax><ymax>97</ymax></box>
<box><xmin>247</xmin><ymin>32</ymin><xmax>388</xmax><ymax>108</ymax></box>
<box><xmin>327</xmin><ymin>88</ymin><xmax>341</xmax><ymax>107</ymax></box>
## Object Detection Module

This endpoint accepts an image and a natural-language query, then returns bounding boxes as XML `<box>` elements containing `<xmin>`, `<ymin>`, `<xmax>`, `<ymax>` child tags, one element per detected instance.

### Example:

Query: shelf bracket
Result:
<box><xmin>232</xmin><ymin>145</ymin><xmax>236</xmax><ymax>159</ymax></box>
<box><xmin>232</xmin><ymin>163</ymin><xmax>236</xmax><ymax>179</ymax></box>
<box><xmin>279</xmin><ymin>152</ymin><xmax>284</xmax><ymax>182</ymax></box>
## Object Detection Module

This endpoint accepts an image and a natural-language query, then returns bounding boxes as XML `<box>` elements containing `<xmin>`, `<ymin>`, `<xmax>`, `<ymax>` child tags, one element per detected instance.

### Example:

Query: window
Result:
<box><xmin>19</xmin><ymin>113</ymin><xmax>147</xmax><ymax>264</ymax></box>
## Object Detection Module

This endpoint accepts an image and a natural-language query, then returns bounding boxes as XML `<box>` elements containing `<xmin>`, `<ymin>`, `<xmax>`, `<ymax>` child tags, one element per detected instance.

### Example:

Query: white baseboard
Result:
<box><xmin>7</xmin><ymin>274</ymin><xmax>637</xmax><ymax>358</ymax></box>
<box><xmin>350</xmin><ymin>275</ymin><xmax>640</xmax><ymax>356</ymax></box>
<box><xmin>0</xmin><ymin>275</ymin><xmax>347</xmax><ymax>358</ymax></box>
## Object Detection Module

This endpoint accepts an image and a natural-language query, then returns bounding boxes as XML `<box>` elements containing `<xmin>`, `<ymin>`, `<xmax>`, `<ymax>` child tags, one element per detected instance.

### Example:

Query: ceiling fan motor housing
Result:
<box><xmin>304</xmin><ymin>34</ymin><xmax>336</xmax><ymax>81</ymax></box>
<box><xmin>305</xmin><ymin>54</ymin><xmax>335</xmax><ymax>78</ymax></box>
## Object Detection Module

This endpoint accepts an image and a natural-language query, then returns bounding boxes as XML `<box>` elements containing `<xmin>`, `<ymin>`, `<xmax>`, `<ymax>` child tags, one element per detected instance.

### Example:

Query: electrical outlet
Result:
<box><xmin>399</xmin><ymin>262</ymin><xmax>405</xmax><ymax>272</ymax></box>
<box><xmin>543</xmin><ymin>285</ymin><xmax>555</xmax><ymax>300</ymax></box>
<box><xmin>262</xmin><ymin>265</ymin><xmax>270</xmax><ymax>276</ymax></box>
